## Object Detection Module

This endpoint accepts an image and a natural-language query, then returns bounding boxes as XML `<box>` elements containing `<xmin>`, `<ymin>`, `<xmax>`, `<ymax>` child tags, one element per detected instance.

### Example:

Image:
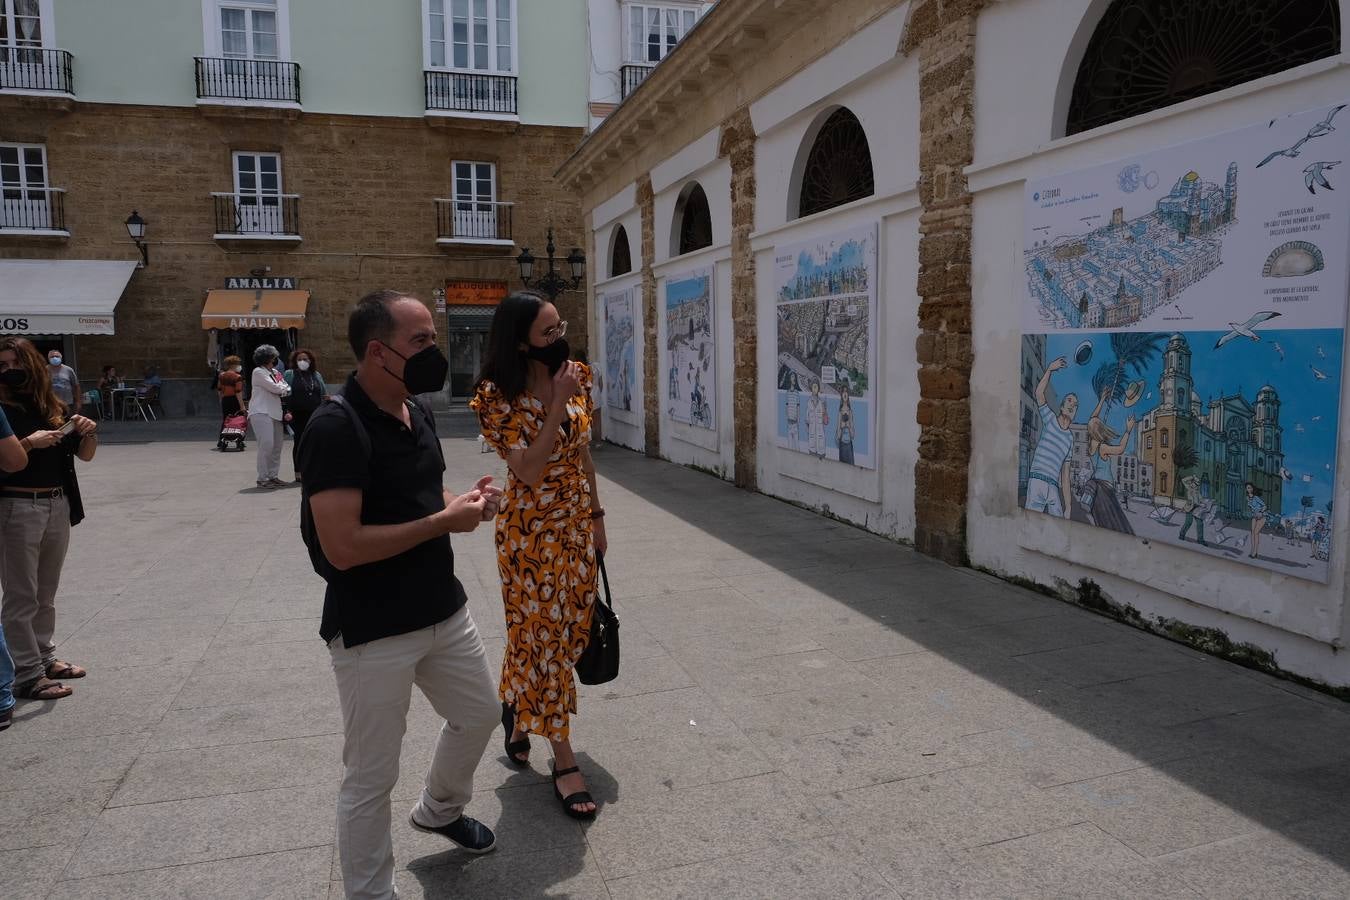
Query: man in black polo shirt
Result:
<box><xmin>301</xmin><ymin>290</ymin><xmax>504</xmax><ymax>900</ymax></box>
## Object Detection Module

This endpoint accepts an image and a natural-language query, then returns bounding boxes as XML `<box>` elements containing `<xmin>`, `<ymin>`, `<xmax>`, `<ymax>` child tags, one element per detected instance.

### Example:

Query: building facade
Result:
<box><xmin>560</xmin><ymin>0</ymin><xmax>1350</xmax><ymax>688</ymax></box>
<box><xmin>0</xmin><ymin>0</ymin><xmax>590</xmax><ymax>413</ymax></box>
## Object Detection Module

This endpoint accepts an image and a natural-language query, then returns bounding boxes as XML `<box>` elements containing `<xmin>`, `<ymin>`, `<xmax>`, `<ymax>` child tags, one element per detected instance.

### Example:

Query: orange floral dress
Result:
<box><xmin>470</xmin><ymin>365</ymin><xmax>597</xmax><ymax>742</ymax></box>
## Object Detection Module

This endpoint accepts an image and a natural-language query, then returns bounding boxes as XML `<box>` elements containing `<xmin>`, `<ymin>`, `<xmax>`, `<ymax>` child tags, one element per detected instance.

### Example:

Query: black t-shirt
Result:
<box><xmin>0</xmin><ymin>400</ymin><xmax>77</xmax><ymax>488</ymax></box>
<box><xmin>299</xmin><ymin>374</ymin><xmax>466</xmax><ymax>648</ymax></box>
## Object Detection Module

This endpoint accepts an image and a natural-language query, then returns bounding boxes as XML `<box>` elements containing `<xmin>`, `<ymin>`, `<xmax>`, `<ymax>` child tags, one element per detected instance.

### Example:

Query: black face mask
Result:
<box><xmin>525</xmin><ymin>338</ymin><xmax>570</xmax><ymax>375</ymax></box>
<box><xmin>0</xmin><ymin>369</ymin><xmax>28</xmax><ymax>390</ymax></box>
<box><xmin>380</xmin><ymin>343</ymin><xmax>449</xmax><ymax>395</ymax></box>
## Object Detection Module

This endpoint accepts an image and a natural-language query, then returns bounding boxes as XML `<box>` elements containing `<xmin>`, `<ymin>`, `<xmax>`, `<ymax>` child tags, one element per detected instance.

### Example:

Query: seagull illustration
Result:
<box><xmin>1311</xmin><ymin>364</ymin><xmax>1330</xmax><ymax>381</ymax></box>
<box><xmin>1313</xmin><ymin>415</ymin><xmax>1323</xmax><ymax>422</ymax></box>
<box><xmin>1272</xmin><ymin>341</ymin><xmax>1285</xmax><ymax>361</ymax></box>
<box><xmin>1214</xmin><ymin>311</ymin><xmax>1281</xmax><ymax>349</ymax></box>
<box><xmin>1257</xmin><ymin>105</ymin><xmax>1347</xmax><ymax>167</ymax></box>
<box><xmin>1304</xmin><ymin>161</ymin><xmax>1340</xmax><ymax>194</ymax></box>
<box><xmin>1317</xmin><ymin>345</ymin><xmax>1327</xmax><ymax>358</ymax></box>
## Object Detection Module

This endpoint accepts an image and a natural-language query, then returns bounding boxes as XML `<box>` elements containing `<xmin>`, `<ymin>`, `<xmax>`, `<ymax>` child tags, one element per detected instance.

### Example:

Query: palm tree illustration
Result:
<box><xmin>1090</xmin><ymin>332</ymin><xmax>1167</xmax><ymax>417</ymax></box>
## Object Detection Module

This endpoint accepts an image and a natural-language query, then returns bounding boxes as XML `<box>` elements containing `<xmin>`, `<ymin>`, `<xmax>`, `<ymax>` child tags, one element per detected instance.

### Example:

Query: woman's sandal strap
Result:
<box><xmin>561</xmin><ymin>790</ymin><xmax>593</xmax><ymax>805</ymax></box>
<box><xmin>506</xmin><ymin>738</ymin><xmax>530</xmax><ymax>754</ymax></box>
<box><xmin>552</xmin><ymin>765</ymin><xmax>580</xmax><ymax>779</ymax></box>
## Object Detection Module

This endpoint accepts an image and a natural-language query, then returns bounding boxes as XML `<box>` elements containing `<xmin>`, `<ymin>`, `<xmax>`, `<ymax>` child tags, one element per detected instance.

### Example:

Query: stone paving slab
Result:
<box><xmin>1</xmin><ymin>426</ymin><xmax>1348</xmax><ymax>897</ymax></box>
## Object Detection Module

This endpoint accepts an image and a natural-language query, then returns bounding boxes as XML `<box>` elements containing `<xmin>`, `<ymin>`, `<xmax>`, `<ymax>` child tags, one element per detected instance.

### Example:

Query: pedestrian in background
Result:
<box><xmin>284</xmin><ymin>348</ymin><xmax>327</xmax><ymax>480</ymax></box>
<box><xmin>46</xmin><ymin>349</ymin><xmax>79</xmax><ymax>410</ymax></box>
<box><xmin>301</xmin><ymin>290</ymin><xmax>503</xmax><ymax>900</ymax></box>
<box><xmin>0</xmin><ymin>402</ymin><xmax>28</xmax><ymax>730</ymax></box>
<box><xmin>249</xmin><ymin>345</ymin><xmax>290</xmax><ymax>489</ymax></box>
<box><xmin>0</xmin><ymin>337</ymin><xmax>98</xmax><ymax>704</ymax></box>
<box><xmin>472</xmin><ymin>289</ymin><xmax>606</xmax><ymax>820</ymax></box>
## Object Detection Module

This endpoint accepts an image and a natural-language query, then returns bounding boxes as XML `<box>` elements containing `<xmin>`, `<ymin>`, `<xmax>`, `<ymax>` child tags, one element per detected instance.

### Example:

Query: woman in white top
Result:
<box><xmin>249</xmin><ymin>344</ymin><xmax>291</xmax><ymax>489</ymax></box>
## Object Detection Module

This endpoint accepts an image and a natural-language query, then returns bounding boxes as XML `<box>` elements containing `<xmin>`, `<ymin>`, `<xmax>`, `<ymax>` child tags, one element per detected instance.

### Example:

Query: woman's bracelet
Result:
<box><xmin>590</xmin><ymin>508</ymin><xmax>605</xmax><ymax>519</ymax></box>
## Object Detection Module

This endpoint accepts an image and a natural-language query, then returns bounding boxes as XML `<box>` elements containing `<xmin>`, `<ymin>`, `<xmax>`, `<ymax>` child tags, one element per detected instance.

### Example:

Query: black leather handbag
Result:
<box><xmin>576</xmin><ymin>553</ymin><xmax>619</xmax><ymax>685</ymax></box>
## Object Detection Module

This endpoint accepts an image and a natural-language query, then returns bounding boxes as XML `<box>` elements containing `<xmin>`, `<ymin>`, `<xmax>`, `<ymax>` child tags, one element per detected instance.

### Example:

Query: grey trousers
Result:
<box><xmin>251</xmin><ymin>414</ymin><xmax>285</xmax><ymax>481</ymax></box>
<box><xmin>0</xmin><ymin>494</ymin><xmax>71</xmax><ymax>686</ymax></box>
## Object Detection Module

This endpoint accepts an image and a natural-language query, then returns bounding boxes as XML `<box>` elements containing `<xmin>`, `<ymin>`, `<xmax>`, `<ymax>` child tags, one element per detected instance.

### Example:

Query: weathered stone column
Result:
<box><xmin>904</xmin><ymin>1</ymin><xmax>984</xmax><ymax>565</ymax></box>
<box><xmin>719</xmin><ymin>106</ymin><xmax>758</xmax><ymax>490</ymax></box>
<box><xmin>637</xmin><ymin>173</ymin><xmax>661</xmax><ymax>458</ymax></box>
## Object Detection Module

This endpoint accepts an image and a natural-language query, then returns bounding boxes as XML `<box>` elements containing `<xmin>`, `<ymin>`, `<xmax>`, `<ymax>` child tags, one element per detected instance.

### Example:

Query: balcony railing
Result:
<box><xmin>212</xmin><ymin>193</ymin><xmax>301</xmax><ymax>238</ymax></box>
<box><xmin>195</xmin><ymin>57</ymin><xmax>301</xmax><ymax>104</ymax></box>
<box><xmin>424</xmin><ymin>71</ymin><xmax>517</xmax><ymax>115</ymax></box>
<box><xmin>435</xmin><ymin>199</ymin><xmax>513</xmax><ymax>244</ymax></box>
<box><xmin>0</xmin><ymin>187</ymin><xmax>66</xmax><ymax>232</ymax></box>
<box><xmin>0</xmin><ymin>46</ymin><xmax>74</xmax><ymax>94</ymax></box>
<box><xmin>620</xmin><ymin>64</ymin><xmax>654</xmax><ymax>99</ymax></box>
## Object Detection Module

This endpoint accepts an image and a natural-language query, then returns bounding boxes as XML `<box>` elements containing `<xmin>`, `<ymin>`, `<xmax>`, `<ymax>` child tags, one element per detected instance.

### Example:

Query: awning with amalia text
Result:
<box><xmin>201</xmin><ymin>290</ymin><xmax>309</xmax><ymax>330</ymax></box>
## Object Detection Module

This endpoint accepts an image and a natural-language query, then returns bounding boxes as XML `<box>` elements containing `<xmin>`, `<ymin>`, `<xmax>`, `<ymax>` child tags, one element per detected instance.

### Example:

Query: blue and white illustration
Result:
<box><xmin>774</xmin><ymin>223</ymin><xmax>877</xmax><ymax>469</ymax></box>
<box><xmin>663</xmin><ymin>268</ymin><xmax>715</xmax><ymax>429</ymax></box>
<box><xmin>603</xmin><ymin>288</ymin><xmax>637</xmax><ymax>420</ymax></box>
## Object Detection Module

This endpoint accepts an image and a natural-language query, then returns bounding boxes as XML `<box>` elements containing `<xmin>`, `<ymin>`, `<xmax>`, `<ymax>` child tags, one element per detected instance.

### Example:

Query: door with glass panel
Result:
<box><xmin>233</xmin><ymin>152</ymin><xmax>284</xmax><ymax>234</ymax></box>
<box><xmin>627</xmin><ymin>4</ymin><xmax>697</xmax><ymax>64</ymax></box>
<box><xmin>0</xmin><ymin>143</ymin><xmax>50</xmax><ymax>229</ymax></box>
<box><xmin>453</xmin><ymin>162</ymin><xmax>497</xmax><ymax>240</ymax></box>
<box><xmin>0</xmin><ymin>0</ymin><xmax>45</xmax><ymax>89</ymax></box>
<box><xmin>218</xmin><ymin>1</ymin><xmax>286</xmax><ymax>99</ymax></box>
<box><xmin>429</xmin><ymin>0</ymin><xmax>513</xmax><ymax>108</ymax></box>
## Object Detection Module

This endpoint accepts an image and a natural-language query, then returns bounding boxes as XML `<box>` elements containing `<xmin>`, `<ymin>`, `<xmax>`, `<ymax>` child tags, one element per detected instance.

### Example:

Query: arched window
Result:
<box><xmin>1161</xmin><ymin>428</ymin><xmax>1169</xmax><ymax>448</ymax></box>
<box><xmin>674</xmin><ymin>182</ymin><xmax>712</xmax><ymax>256</ymax></box>
<box><xmin>1065</xmin><ymin>1</ymin><xmax>1340</xmax><ymax>136</ymax></box>
<box><xmin>1160</xmin><ymin>471</ymin><xmax>1169</xmax><ymax>494</ymax></box>
<box><xmin>795</xmin><ymin>107</ymin><xmax>875</xmax><ymax>219</ymax></box>
<box><xmin>610</xmin><ymin>225</ymin><xmax>632</xmax><ymax>277</ymax></box>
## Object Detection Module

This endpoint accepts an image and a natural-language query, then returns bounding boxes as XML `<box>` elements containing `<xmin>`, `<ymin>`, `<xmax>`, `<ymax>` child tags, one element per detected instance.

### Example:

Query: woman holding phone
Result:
<box><xmin>0</xmin><ymin>337</ymin><xmax>98</xmax><ymax>702</ymax></box>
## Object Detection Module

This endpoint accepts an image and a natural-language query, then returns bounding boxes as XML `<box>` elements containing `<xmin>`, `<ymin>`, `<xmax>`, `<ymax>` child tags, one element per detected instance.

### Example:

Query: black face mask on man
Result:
<box><xmin>379</xmin><ymin>343</ymin><xmax>449</xmax><ymax>395</ymax></box>
<box><xmin>525</xmin><ymin>338</ymin><xmax>570</xmax><ymax>375</ymax></box>
<box><xmin>0</xmin><ymin>368</ymin><xmax>28</xmax><ymax>390</ymax></box>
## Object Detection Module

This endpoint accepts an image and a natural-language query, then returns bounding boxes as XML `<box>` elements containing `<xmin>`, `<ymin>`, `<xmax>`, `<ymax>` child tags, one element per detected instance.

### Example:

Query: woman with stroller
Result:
<box><xmin>214</xmin><ymin>355</ymin><xmax>247</xmax><ymax>450</ymax></box>
<box><xmin>0</xmin><ymin>337</ymin><xmax>99</xmax><ymax>702</ymax></box>
<box><xmin>283</xmin><ymin>348</ymin><xmax>327</xmax><ymax>480</ymax></box>
<box><xmin>249</xmin><ymin>345</ymin><xmax>290</xmax><ymax>489</ymax></box>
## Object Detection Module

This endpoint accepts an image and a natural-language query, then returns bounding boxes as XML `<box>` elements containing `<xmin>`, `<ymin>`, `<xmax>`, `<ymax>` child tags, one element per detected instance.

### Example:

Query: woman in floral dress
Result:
<box><xmin>470</xmin><ymin>291</ymin><xmax>607</xmax><ymax>820</ymax></box>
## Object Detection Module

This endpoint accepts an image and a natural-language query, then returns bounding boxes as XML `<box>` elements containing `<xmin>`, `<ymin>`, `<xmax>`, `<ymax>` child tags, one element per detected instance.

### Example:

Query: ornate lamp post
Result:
<box><xmin>516</xmin><ymin>226</ymin><xmax>585</xmax><ymax>300</ymax></box>
<box><xmin>125</xmin><ymin>210</ymin><xmax>148</xmax><ymax>267</ymax></box>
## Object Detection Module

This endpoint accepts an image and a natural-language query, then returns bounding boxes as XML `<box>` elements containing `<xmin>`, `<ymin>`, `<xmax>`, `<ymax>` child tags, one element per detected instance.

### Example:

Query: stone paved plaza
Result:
<box><xmin>3</xmin><ymin>414</ymin><xmax>1350</xmax><ymax>899</ymax></box>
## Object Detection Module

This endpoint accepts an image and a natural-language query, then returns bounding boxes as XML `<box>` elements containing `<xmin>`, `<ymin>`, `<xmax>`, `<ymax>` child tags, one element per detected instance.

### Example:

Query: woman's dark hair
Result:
<box><xmin>1245</xmin><ymin>481</ymin><xmax>1262</xmax><ymax>496</ymax></box>
<box><xmin>290</xmin><ymin>347</ymin><xmax>318</xmax><ymax>370</ymax></box>
<box><xmin>0</xmin><ymin>336</ymin><xmax>64</xmax><ymax>425</ymax></box>
<box><xmin>476</xmin><ymin>290</ymin><xmax>550</xmax><ymax>401</ymax></box>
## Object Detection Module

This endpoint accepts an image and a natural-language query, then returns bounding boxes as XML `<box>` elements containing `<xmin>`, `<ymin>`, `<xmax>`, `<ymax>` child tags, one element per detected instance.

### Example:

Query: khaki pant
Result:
<box><xmin>251</xmin><ymin>413</ymin><xmax>284</xmax><ymax>481</ymax></box>
<box><xmin>330</xmin><ymin>607</ymin><xmax>500</xmax><ymax>900</ymax></box>
<box><xmin>0</xmin><ymin>494</ymin><xmax>71</xmax><ymax>686</ymax></box>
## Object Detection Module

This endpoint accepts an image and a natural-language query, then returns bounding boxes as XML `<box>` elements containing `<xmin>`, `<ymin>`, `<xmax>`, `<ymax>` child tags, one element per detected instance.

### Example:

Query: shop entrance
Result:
<box><xmin>448</xmin><ymin>330</ymin><xmax>486</xmax><ymax>398</ymax></box>
<box><xmin>217</xmin><ymin>327</ymin><xmax>294</xmax><ymax>400</ymax></box>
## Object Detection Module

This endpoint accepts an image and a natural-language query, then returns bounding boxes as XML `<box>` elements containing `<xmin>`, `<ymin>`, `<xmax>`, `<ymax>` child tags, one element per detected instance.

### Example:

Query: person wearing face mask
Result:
<box><xmin>283</xmin><ymin>348</ymin><xmax>328</xmax><ymax>480</ymax></box>
<box><xmin>249</xmin><ymin>345</ymin><xmax>291</xmax><ymax>489</ymax></box>
<box><xmin>470</xmin><ymin>290</ymin><xmax>607</xmax><ymax>821</ymax></box>
<box><xmin>299</xmin><ymin>290</ymin><xmax>504</xmax><ymax>900</ymax></box>
<box><xmin>46</xmin><ymin>349</ymin><xmax>79</xmax><ymax>411</ymax></box>
<box><xmin>0</xmin><ymin>337</ymin><xmax>98</xmax><ymax>704</ymax></box>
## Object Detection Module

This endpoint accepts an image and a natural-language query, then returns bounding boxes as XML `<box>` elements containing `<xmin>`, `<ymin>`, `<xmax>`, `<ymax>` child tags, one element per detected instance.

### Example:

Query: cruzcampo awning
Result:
<box><xmin>0</xmin><ymin>259</ymin><xmax>137</xmax><ymax>335</ymax></box>
<box><xmin>201</xmin><ymin>290</ymin><xmax>309</xmax><ymax>330</ymax></box>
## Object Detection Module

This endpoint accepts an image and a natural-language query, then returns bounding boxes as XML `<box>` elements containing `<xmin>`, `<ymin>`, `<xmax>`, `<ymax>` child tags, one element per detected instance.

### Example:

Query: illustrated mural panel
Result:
<box><xmin>663</xmin><ymin>268</ymin><xmax>716</xmax><ymax>429</ymax></box>
<box><xmin>774</xmin><ymin>223</ymin><xmax>878</xmax><ymax>469</ymax></box>
<box><xmin>1019</xmin><ymin>104</ymin><xmax>1350</xmax><ymax>582</ymax></box>
<box><xmin>603</xmin><ymin>288</ymin><xmax>638</xmax><ymax>421</ymax></box>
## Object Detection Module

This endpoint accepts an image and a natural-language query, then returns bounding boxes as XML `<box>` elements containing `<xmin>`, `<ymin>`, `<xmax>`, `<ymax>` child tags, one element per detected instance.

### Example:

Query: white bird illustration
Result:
<box><xmin>1145</xmin><ymin>391</ymin><xmax>1153</xmax><ymax>400</ymax></box>
<box><xmin>1313</xmin><ymin>415</ymin><xmax>1323</xmax><ymax>422</ymax></box>
<box><xmin>1272</xmin><ymin>341</ymin><xmax>1285</xmax><ymax>361</ymax></box>
<box><xmin>1214</xmin><ymin>311</ymin><xmax>1281</xmax><ymax>349</ymax></box>
<box><xmin>1259</xmin><ymin>105</ymin><xmax>1348</xmax><ymax>167</ymax></box>
<box><xmin>1305</xmin><ymin>161</ymin><xmax>1340</xmax><ymax>194</ymax></box>
<box><xmin>1317</xmin><ymin>345</ymin><xmax>1327</xmax><ymax>358</ymax></box>
<box><xmin>1311</xmin><ymin>365</ymin><xmax>1330</xmax><ymax>381</ymax></box>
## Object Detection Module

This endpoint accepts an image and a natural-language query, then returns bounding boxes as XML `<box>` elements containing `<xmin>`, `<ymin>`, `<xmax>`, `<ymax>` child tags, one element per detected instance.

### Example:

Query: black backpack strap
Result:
<box><xmin>406</xmin><ymin>396</ymin><xmax>445</xmax><ymax>468</ymax></box>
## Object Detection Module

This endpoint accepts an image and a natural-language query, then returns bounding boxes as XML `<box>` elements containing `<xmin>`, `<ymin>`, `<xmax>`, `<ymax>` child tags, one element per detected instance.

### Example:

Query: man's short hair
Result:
<box><xmin>349</xmin><ymin>290</ymin><xmax>416</xmax><ymax>361</ymax></box>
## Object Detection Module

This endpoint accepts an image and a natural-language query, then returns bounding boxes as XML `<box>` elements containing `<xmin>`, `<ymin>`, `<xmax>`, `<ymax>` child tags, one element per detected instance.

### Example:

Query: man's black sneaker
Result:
<box><xmin>0</xmin><ymin>706</ymin><xmax>12</xmax><ymax>731</ymax></box>
<box><xmin>407</xmin><ymin>813</ymin><xmax>496</xmax><ymax>854</ymax></box>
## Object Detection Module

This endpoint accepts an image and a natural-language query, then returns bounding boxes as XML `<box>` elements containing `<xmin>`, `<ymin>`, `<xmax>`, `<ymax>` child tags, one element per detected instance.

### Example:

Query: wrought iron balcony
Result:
<box><xmin>435</xmin><ymin>199</ymin><xmax>513</xmax><ymax>245</ymax></box>
<box><xmin>212</xmin><ymin>193</ymin><xmax>301</xmax><ymax>239</ymax></box>
<box><xmin>0</xmin><ymin>46</ymin><xmax>74</xmax><ymax>94</ymax></box>
<box><xmin>424</xmin><ymin>71</ymin><xmax>517</xmax><ymax>115</ymax></box>
<box><xmin>195</xmin><ymin>57</ymin><xmax>301</xmax><ymax>104</ymax></box>
<box><xmin>620</xmin><ymin>64</ymin><xmax>654</xmax><ymax>99</ymax></box>
<box><xmin>0</xmin><ymin>187</ymin><xmax>67</xmax><ymax>233</ymax></box>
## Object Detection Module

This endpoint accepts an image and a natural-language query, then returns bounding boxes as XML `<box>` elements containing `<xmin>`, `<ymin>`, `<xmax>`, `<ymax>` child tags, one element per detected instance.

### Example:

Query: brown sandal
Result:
<box><xmin>16</xmin><ymin>678</ymin><xmax>72</xmax><ymax>700</ymax></box>
<box><xmin>46</xmin><ymin>661</ymin><xmax>87</xmax><ymax>679</ymax></box>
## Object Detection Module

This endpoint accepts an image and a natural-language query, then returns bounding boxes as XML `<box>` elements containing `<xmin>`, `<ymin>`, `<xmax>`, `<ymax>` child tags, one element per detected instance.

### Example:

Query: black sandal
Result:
<box><xmin>551</xmin><ymin>763</ymin><xmax>597</xmax><ymax>820</ymax></box>
<box><xmin>501</xmin><ymin>702</ymin><xmax>530</xmax><ymax>767</ymax></box>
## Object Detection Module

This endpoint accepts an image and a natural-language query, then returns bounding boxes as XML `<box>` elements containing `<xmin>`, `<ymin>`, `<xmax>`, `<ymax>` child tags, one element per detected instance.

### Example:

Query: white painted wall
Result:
<box><xmin>592</xmin><ymin>191</ymin><xmax>646</xmax><ymax>452</ymax></box>
<box><xmin>968</xmin><ymin>0</ymin><xmax>1350</xmax><ymax>685</ymax></box>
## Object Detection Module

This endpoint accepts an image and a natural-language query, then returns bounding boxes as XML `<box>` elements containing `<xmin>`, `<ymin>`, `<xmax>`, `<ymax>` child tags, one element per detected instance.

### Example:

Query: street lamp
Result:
<box><xmin>124</xmin><ymin>210</ymin><xmax>148</xmax><ymax>268</ymax></box>
<box><xmin>517</xmin><ymin>226</ymin><xmax>584</xmax><ymax>300</ymax></box>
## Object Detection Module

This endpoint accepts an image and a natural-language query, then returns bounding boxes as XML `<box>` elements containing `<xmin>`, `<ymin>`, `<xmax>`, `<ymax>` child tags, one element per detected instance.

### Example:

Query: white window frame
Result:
<box><xmin>231</xmin><ymin>150</ymin><xmax>285</xmax><ymax>234</ymax></box>
<box><xmin>423</xmin><ymin>0</ymin><xmax>517</xmax><ymax>74</ymax></box>
<box><xmin>623</xmin><ymin>2</ymin><xmax>700</xmax><ymax>65</ymax></box>
<box><xmin>0</xmin><ymin>0</ymin><xmax>56</xmax><ymax>49</ymax></box>
<box><xmin>451</xmin><ymin>160</ymin><xmax>499</xmax><ymax>239</ymax></box>
<box><xmin>201</xmin><ymin>0</ymin><xmax>291</xmax><ymax>61</ymax></box>
<box><xmin>0</xmin><ymin>141</ymin><xmax>54</xmax><ymax>229</ymax></box>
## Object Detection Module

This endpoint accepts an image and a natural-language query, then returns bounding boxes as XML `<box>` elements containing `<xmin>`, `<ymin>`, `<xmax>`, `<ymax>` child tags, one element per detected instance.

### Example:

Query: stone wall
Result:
<box><xmin>718</xmin><ymin>106</ymin><xmax>758</xmax><ymax>490</ymax></box>
<box><xmin>636</xmin><ymin>173</ymin><xmax>660</xmax><ymax>457</ymax></box>
<box><xmin>0</xmin><ymin>102</ymin><xmax>584</xmax><ymax>397</ymax></box>
<box><xmin>903</xmin><ymin>0</ymin><xmax>985</xmax><ymax>565</ymax></box>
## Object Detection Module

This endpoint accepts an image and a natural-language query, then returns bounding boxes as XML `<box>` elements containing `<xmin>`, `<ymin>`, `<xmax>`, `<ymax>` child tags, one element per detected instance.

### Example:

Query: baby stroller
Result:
<box><xmin>218</xmin><ymin>412</ymin><xmax>248</xmax><ymax>452</ymax></box>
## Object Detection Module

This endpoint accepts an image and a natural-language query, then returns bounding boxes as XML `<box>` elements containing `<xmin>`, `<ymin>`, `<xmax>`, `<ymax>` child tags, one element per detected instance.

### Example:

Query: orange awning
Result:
<box><xmin>201</xmin><ymin>290</ymin><xmax>309</xmax><ymax>330</ymax></box>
